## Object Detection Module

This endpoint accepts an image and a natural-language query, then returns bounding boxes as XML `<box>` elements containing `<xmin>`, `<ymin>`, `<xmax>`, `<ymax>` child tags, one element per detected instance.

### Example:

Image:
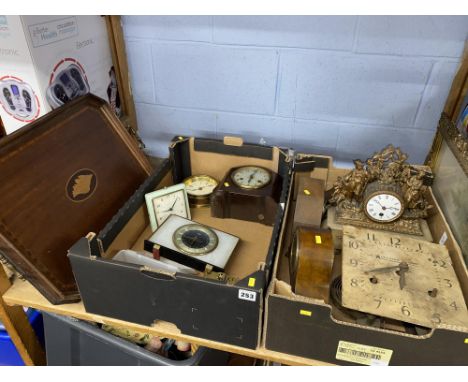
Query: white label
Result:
<box><xmin>238</xmin><ymin>289</ymin><xmax>257</xmax><ymax>302</ymax></box>
<box><xmin>336</xmin><ymin>340</ymin><xmax>393</xmax><ymax>366</ymax></box>
<box><xmin>28</xmin><ymin>16</ymin><xmax>78</xmax><ymax>47</ymax></box>
<box><xmin>439</xmin><ymin>232</ymin><xmax>448</xmax><ymax>245</ymax></box>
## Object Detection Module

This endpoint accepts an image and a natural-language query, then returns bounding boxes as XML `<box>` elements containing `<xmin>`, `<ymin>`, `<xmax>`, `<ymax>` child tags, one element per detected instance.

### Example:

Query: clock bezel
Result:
<box><xmin>172</xmin><ymin>223</ymin><xmax>219</xmax><ymax>256</ymax></box>
<box><xmin>183</xmin><ymin>174</ymin><xmax>219</xmax><ymax>208</ymax></box>
<box><xmin>230</xmin><ymin>165</ymin><xmax>272</xmax><ymax>190</ymax></box>
<box><xmin>363</xmin><ymin>189</ymin><xmax>405</xmax><ymax>223</ymax></box>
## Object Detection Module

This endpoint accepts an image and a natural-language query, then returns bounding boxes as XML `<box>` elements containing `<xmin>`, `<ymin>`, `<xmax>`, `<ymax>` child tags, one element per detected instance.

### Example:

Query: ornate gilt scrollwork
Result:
<box><xmin>329</xmin><ymin>145</ymin><xmax>432</xmax><ymax>236</ymax></box>
<box><xmin>438</xmin><ymin>113</ymin><xmax>468</xmax><ymax>175</ymax></box>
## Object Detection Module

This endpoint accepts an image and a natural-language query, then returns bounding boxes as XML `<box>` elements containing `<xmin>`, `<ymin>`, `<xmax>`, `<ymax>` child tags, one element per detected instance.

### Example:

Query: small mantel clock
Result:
<box><xmin>210</xmin><ymin>165</ymin><xmax>282</xmax><ymax>225</ymax></box>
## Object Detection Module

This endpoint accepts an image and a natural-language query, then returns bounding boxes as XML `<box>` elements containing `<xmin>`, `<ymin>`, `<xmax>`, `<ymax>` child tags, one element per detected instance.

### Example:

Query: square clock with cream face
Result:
<box><xmin>145</xmin><ymin>183</ymin><xmax>191</xmax><ymax>231</ymax></box>
<box><xmin>147</xmin><ymin>215</ymin><xmax>239</xmax><ymax>272</ymax></box>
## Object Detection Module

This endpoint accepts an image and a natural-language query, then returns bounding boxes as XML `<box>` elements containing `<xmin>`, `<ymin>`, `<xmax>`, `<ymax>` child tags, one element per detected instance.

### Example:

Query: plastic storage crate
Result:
<box><xmin>42</xmin><ymin>312</ymin><xmax>229</xmax><ymax>366</ymax></box>
<box><xmin>0</xmin><ymin>309</ymin><xmax>44</xmax><ymax>366</ymax></box>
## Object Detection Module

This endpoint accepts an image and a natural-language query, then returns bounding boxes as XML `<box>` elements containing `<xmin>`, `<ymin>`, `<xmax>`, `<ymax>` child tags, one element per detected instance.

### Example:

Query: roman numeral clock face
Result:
<box><xmin>365</xmin><ymin>193</ymin><xmax>404</xmax><ymax>223</ymax></box>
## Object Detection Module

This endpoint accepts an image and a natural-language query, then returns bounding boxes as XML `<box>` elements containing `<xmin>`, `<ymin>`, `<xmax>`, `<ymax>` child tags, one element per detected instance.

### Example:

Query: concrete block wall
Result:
<box><xmin>122</xmin><ymin>16</ymin><xmax>468</xmax><ymax>164</ymax></box>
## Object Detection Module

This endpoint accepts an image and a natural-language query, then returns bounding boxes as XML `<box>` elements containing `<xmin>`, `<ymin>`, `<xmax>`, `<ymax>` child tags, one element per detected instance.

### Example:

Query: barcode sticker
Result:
<box><xmin>336</xmin><ymin>340</ymin><xmax>393</xmax><ymax>366</ymax></box>
<box><xmin>238</xmin><ymin>289</ymin><xmax>257</xmax><ymax>302</ymax></box>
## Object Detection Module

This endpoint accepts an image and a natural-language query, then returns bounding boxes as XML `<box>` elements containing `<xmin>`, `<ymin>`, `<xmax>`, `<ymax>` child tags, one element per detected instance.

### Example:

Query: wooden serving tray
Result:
<box><xmin>0</xmin><ymin>95</ymin><xmax>151</xmax><ymax>304</ymax></box>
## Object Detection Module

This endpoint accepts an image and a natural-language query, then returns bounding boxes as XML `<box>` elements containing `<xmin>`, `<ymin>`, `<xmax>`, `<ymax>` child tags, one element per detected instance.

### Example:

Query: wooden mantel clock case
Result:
<box><xmin>211</xmin><ymin>165</ymin><xmax>282</xmax><ymax>226</ymax></box>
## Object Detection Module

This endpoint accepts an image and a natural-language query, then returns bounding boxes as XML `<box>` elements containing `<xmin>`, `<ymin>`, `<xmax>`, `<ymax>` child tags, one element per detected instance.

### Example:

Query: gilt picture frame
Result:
<box><xmin>426</xmin><ymin>114</ymin><xmax>468</xmax><ymax>266</ymax></box>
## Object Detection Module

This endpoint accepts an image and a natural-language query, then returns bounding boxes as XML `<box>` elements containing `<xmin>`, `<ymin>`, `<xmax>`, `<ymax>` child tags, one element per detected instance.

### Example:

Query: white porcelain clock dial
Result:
<box><xmin>145</xmin><ymin>183</ymin><xmax>191</xmax><ymax>231</ymax></box>
<box><xmin>364</xmin><ymin>193</ymin><xmax>404</xmax><ymax>223</ymax></box>
<box><xmin>231</xmin><ymin>166</ymin><xmax>271</xmax><ymax>189</ymax></box>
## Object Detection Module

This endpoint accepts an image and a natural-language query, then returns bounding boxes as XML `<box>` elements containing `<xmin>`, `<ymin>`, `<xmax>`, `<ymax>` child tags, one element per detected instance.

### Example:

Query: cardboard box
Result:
<box><xmin>0</xmin><ymin>15</ymin><xmax>117</xmax><ymax>134</ymax></box>
<box><xmin>68</xmin><ymin>136</ymin><xmax>298</xmax><ymax>349</ymax></box>
<box><xmin>264</xmin><ymin>158</ymin><xmax>468</xmax><ymax>365</ymax></box>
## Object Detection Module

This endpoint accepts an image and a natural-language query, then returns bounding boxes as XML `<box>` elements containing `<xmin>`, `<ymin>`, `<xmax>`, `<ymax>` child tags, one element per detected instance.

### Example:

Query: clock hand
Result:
<box><xmin>398</xmin><ymin>262</ymin><xmax>409</xmax><ymax>290</ymax></box>
<box><xmin>374</xmin><ymin>200</ymin><xmax>383</xmax><ymax>208</ymax></box>
<box><xmin>365</xmin><ymin>264</ymin><xmax>401</xmax><ymax>274</ymax></box>
<box><xmin>170</xmin><ymin>197</ymin><xmax>179</xmax><ymax>210</ymax></box>
<box><xmin>163</xmin><ymin>197</ymin><xmax>179</xmax><ymax>212</ymax></box>
<box><xmin>248</xmin><ymin>170</ymin><xmax>259</xmax><ymax>184</ymax></box>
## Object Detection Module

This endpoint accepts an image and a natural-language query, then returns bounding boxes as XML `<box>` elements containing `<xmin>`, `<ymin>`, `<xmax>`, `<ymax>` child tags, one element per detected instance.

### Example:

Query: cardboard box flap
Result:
<box><xmin>97</xmin><ymin>159</ymin><xmax>171</xmax><ymax>251</ymax></box>
<box><xmin>0</xmin><ymin>94</ymin><xmax>151</xmax><ymax>304</ymax></box>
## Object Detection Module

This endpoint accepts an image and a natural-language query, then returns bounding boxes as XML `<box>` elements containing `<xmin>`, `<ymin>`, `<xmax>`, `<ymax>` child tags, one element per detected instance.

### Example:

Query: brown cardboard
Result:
<box><xmin>102</xmin><ymin>141</ymin><xmax>276</xmax><ymax>279</ymax></box>
<box><xmin>188</xmin><ymin>138</ymin><xmax>281</xmax><ymax>181</ymax></box>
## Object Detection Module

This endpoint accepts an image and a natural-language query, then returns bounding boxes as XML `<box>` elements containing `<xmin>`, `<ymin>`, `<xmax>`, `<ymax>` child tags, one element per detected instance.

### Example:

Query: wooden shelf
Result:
<box><xmin>3</xmin><ymin>278</ymin><xmax>333</xmax><ymax>366</ymax></box>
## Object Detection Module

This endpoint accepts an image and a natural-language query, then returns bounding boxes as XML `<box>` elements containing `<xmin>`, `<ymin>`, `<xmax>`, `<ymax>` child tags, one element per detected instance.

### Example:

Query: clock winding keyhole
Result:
<box><xmin>369</xmin><ymin>276</ymin><xmax>378</xmax><ymax>284</ymax></box>
<box><xmin>428</xmin><ymin>288</ymin><xmax>438</xmax><ymax>298</ymax></box>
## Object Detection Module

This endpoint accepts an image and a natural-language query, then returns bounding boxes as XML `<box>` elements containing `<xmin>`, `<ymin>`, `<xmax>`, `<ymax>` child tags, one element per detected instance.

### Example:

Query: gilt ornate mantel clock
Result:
<box><xmin>329</xmin><ymin>145</ymin><xmax>433</xmax><ymax>236</ymax></box>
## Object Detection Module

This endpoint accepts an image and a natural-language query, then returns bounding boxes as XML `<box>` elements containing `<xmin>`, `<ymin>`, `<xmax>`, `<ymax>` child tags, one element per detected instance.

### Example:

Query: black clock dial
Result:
<box><xmin>173</xmin><ymin>224</ymin><xmax>218</xmax><ymax>255</ymax></box>
<box><xmin>181</xmin><ymin>230</ymin><xmax>210</xmax><ymax>249</ymax></box>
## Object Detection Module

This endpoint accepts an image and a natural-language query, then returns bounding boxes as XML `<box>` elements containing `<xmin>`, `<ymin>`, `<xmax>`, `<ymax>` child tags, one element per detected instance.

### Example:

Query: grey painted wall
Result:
<box><xmin>122</xmin><ymin>16</ymin><xmax>468</xmax><ymax>164</ymax></box>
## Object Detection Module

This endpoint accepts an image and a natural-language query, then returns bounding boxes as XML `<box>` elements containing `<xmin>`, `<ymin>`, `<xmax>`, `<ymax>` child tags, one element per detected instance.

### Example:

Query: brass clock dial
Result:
<box><xmin>183</xmin><ymin>175</ymin><xmax>218</xmax><ymax>207</ymax></box>
<box><xmin>231</xmin><ymin>166</ymin><xmax>271</xmax><ymax>189</ymax></box>
<box><xmin>173</xmin><ymin>224</ymin><xmax>219</xmax><ymax>256</ymax></box>
<box><xmin>342</xmin><ymin>226</ymin><xmax>468</xmax><ymax>328</ymax></box>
